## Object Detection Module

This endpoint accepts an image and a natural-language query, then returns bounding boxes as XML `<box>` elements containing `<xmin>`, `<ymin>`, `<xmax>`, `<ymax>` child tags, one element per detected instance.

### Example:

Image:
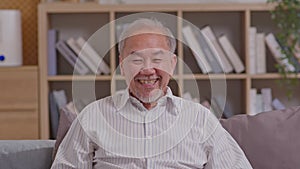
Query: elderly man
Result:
<box><xmin>51</xmin><ymin>18</ymin><xmax>252</xmax><ymax>169</ymax></box>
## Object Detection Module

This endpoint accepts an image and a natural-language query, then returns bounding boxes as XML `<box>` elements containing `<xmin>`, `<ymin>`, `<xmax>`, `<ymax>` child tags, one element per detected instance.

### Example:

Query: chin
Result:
<box><xmin>136</xmin><ymin>88</ymin><xmax>164</xmax><ymax>104</ymax></box>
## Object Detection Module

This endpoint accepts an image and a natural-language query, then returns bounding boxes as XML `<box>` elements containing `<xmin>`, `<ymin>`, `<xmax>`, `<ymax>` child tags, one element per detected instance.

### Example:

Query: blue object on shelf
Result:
<box><xmin>0</xmin><ymin>55</ymin><xmax>5</xmax><ymax>61</ymax></box>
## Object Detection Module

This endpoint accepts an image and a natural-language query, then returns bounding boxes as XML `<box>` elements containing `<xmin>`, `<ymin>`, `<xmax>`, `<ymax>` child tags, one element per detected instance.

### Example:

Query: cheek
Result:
<box><xmin>122</xmin><ymin>64</ymin><xmax>140</xmax><ymax>84</ymax></box>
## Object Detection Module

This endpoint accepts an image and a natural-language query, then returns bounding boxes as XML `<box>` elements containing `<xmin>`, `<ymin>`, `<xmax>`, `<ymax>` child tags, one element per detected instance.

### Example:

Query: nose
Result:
<box><xmin>139</xmin><ymin>59</ymin><xmax>156</xmax><ymax>75</ymax></box>
<box><xmin>140</xmin><ymin>67</ymin><xmax>156</xmax><ymax>75</ymax></box>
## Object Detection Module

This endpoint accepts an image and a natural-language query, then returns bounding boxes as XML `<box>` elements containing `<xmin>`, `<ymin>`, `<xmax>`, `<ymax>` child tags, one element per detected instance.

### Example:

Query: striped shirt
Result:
<box><xmin>51</xmin><ymin>88</ymin><xmax>252</xmax><ymax>169</ymax></box>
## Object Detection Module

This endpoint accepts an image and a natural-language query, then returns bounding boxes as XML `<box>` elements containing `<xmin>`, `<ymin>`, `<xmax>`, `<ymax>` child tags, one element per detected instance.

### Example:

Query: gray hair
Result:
<box><xmin>118</xmin><ymin>18</ymin><xmax>176</xmax><ymax>54</ymax></box>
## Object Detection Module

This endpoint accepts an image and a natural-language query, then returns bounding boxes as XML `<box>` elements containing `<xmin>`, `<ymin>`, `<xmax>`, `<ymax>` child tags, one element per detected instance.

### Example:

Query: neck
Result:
<box><xmin>142</xmin><ymin>102</ymin><xmax>158</xmax><ymax>110</ymax></box>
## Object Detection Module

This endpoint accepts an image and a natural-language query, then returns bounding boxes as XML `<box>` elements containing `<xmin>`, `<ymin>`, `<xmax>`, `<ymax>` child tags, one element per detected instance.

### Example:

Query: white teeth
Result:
<box><xmin>139</xmin><ymin>80</ymin><xmax>156</xmax><ymax>84</ymax></box>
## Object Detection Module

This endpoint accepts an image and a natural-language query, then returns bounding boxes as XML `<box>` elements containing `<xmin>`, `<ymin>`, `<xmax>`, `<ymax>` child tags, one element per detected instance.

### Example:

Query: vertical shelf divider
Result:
<box><xmin>177</xmin><ymin>10</ymin><xmax>184</xmax><ymax>97</ymax></box>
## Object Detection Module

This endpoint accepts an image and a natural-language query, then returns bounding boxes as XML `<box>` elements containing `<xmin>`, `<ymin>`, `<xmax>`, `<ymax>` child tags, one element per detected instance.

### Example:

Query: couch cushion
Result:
<box><xmin>0</xmin><ymin>140</ymin><xmax>55</xmax><ymax>169</ymax></box>
<box><xmin>220</xmin><ymin>106</ymin><xmax>300</xmax><ymax>169</ymax></box>
<box><xmin>52</xmin><ymin>106</ymin><xmax>77</xmax><ymax>160</ymax></box>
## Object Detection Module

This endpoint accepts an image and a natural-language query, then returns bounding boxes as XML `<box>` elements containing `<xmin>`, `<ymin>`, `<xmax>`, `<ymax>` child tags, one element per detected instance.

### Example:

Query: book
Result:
<box><xmin>201</xmin><ymin>26</ymin><xmax>233</xmax><ymax>73</ymax></box>
<box><xmin>261</xmin><ymin>88</ymin><xmax>272</xmax><ymax>112</ymax></box>
<box><xmin>213</xmin><ymin>96</ymin><xmax>234</xmax><ymax>118</ymax></box>
<box><xmin>256</xmin><ymin>33</ymin><xmax>266</xmax><ymax>74</ymax></box>
<box><xmin>182</xmin><ymin>26</ymin><xmax>212</xmax><ymax>74</ymax></box>
<box><xmin>249</xmin><ymin>27</ymin><xmax>257</xmax><ymax>74</ymax></box>
<box><xmin>265</xmin><ymin>33</ymin><xmax>295</xmax><ymax>72</ymax></box>
<box><xmin>256</xmin><ymin>93</ymin><xmax>263</xmax><ymax>114</ymax></box>
<box><xmin>210</xmin><ymin>97</ymin><xmax>223</xmax><ymax>119</ymax></box>
<box><xmin>218</xmin><ymin>35</ymin><xmax>245</xmax><ymax>73</ymax></box>
<box><xmin>52</xmin><ymin>90</ymin><xmax>68</xmax><ymax>109</ymax></box>
<box><xmin>47</xmin><ymin>29</ymin><xmax>57</xmax><ymax>75</ymax></box>
<box><xmin>49</xmin><ymin>92</ymin><xmax>59</xmax><ymax>139</ymax></box>
<box><xmin>56</xmin><ymin>40</ymin><xmax>89</xmax><ymax>75</ymax></box>
<box><xmin>194</xmin><ymin>29</ymin><xmax>223</xmax><ymax>73</ymax></box>
<box><xmin>66</xmin><ymin>37</ymin><xmax>96</xmax><ymax>74</ymax></box>
<box><xmin>76</xmin><ymin>37</ymin><xmax>111</xmax><ymax>75</ymax></box>
<box><xmin>272</xmin><ymin>98</ymin><xmax>286</xmax><ymax>110</ymax></box>
<box><xmin>277</xmin><ymin>37</ymin><xmax>300</xmax><ymax>73</ymax></box>
<box><xmin>249</xmin><ymin>88</ymin><xmax>257</xmax><ymax>116</ymax></box>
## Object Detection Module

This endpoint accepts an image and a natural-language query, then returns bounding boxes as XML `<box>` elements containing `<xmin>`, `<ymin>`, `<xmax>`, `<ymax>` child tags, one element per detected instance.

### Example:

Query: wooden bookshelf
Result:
<box><xmin>38</xmin><ymin>2</ymin><xmax>300</xmax><ymax>139</ymax></box>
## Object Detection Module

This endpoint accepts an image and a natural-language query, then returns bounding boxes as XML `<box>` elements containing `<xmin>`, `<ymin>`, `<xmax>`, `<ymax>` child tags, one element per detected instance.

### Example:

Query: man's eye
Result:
<box><xmin>153</xmin><ymin>59</ymin><xmax>162</xmax><ymax>63</ymax></box>
<box><xmin>132</xmin><ymin>60</ymin><xmax>143</xmax><ymax>64</ymax></box>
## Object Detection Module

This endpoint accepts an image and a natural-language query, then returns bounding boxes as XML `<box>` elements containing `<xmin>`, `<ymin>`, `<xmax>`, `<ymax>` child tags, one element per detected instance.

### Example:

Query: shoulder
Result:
<box><xmin>173</xmin><ymin>96</ymin><xmax>211</xmax><ymax>116</ymax></box>
<box><xmin>79</xmin><ymin>95</ymin><xmax>115</xmax><ymax>114</ymax></box>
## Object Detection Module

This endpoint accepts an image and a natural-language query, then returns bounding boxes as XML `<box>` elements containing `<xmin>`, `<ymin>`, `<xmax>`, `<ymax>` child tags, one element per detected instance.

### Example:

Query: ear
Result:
<box><xmin>170</xmin><ymin>54</ymin><xmax>177</xmax><ymax>75</ymax></box>
<box><xmin>119</xmin><ymin>55</ymin><xmax>124</xmax><ymax>76</ymax></box>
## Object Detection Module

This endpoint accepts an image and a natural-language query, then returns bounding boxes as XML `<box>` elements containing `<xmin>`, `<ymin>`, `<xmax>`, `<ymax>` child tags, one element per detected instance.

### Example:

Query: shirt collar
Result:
<box><xmin>113</xmin><ymin>87</ymin><xmax>178</xmax><ymax>112</ymax></box>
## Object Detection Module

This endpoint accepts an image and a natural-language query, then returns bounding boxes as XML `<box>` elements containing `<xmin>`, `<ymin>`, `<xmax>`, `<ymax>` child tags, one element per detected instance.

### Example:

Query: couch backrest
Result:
<box><xmin>220</xmin><ymin>106</ymin><xmax>300</xmax><ymax>169</ymax></box>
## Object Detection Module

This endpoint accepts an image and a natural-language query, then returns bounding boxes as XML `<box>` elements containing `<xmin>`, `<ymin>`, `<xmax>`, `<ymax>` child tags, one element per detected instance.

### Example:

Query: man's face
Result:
<box><xmin>120</xmin><ymin>33</ymin><xmax>177</xmax><ymax>104</ymax></box>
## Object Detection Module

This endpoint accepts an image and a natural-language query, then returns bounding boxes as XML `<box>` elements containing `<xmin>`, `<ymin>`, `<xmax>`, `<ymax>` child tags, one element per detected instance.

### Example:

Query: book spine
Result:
<box><xmin>56</xmin><ymin>40</ymin><xmax>76</xmax><ymax>66</ymax></box>
<box><xmin>56</xmin><ymin>40</ymin><xmax>89</xmax><ymax>75</ymax></box>
<box><xmin>77</xmin><ymin>37</ymin><xmax>111</xmax><ymax>75</ymax></box>
<box><xmin>256</xmin><ymin>93</ymin><xmax>263</xmax><ymax>114</ymax></box>
<box><xmin>249</xmin><ymin>27</ymin><xmax>257</xmax><ymax>74</ymax></box>
<box><xmin>256</xmin><ymin>33</ymin><xmax>266</xmax><ymax>74</ymax></box>
<box><xmin>49</xmin><ymin>92</ymin><xmax>59</xmax><ymax>139</ymax></box>
<box><xmin>261</xmin><ymin>88</ymin><xmax>272</xmax><ymax>112</ymax></box>
<box><xmin>249</xmin><ymin>88</ymin><xmax>257</xmax><ymax>115</ymax></box>
<box><xmin>201</xmin><ymin>26</ymin><xmax>233</xmax><ymax>73</ymax></box>
<box><xmin>218</xmin><ymin>35</ymin><xmax>245</xmax><ymax>73</ymax></box>
<box><xmin>214</xmin><ymin>96</ymin><xmax>234</xmax><ymax>118</ymax></box>
<box><xmin>182</xmin><ymin>26</ymin><xmax>212</xmax><ymax>74</ymax></box>
<box><xmin>265</xmin><ymin>33</ymin><xmax>295</xmax><ymax>72</ymax></box>
<box><xmin>52</xmin><ymin>90</ymin><xmax>68</xmax><ymax>109</ymax></box>
<box><xmin>70</xmin><ymin>38</ymin><xmax>99</xmax><ymax>75</ymax></box>
<box><xmin>47</xmin><ymin>29</ymin><xmax>57</xmax><ymax>75</ymax></box>
<box><xmin>195</xmin><ymin>30</ymin><xmax>223</xmax><ymax>73</ymax></box>
<box><xmin>272</xmin><ymin>98</ymin><xmax>286</xmax><ymax>110</ymax></box>
<box><xmin>66</xmin><ymin>38</ymin><xmax>93</xmax><ymax>74</ymax></box>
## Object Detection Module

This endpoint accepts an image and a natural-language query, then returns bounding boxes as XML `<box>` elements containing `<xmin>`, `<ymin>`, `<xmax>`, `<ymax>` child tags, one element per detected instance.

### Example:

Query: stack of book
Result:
<box><xmin>48</xmin><ymin>29</ymin><xmax>110</xmax><ymax>76</ymax></box>
<box><xmin>264</xmin><ymin>32</ymin><xmax>300</xmax><ymax>73</ymax></box>
<box><xmin>49</xmin><ymin>89</ymin><xmax>89</xmax><ymax>139</ymax></box>
<box><xmin>249</xmin><ymin>88</ymin><xmax>286</xmax><ymax>116</ymax></box>
<box><xmin>249</xmin><ymin>27</ymin><xmax>300</xmax><ymax>74</ymax></box>
<box><xmin>182</xmin><ymin>25</ymin><xmax>245</xmax><ymax>74</ymax></box>
<box><xmin>248</xmin><ymin>27</ymin><xmax>267</xmax><ymax>74</ymax></box>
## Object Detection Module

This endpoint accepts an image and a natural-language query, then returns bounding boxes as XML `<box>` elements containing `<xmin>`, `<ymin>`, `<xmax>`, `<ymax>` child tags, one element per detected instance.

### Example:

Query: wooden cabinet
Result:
<box><xmin>38</xmin><ymin>3</ymin><xmax>300</xmax><ymax>139</ymax></box>
<box><xmin>0</xmin><ymin>66</ymin><xmax>39</xmax><ymax>139</ymax></box>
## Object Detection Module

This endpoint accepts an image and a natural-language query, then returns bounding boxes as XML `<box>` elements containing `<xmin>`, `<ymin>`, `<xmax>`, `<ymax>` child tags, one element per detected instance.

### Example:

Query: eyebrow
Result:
<box><xmin>131</xmin><ymin>49</ymin><xmax>165</xmax><ymax>56</ymax></box>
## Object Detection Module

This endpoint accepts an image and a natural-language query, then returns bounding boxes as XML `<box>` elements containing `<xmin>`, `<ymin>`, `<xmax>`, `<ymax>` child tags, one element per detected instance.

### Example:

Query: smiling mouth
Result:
<box><xmin>136</xmin><ymin>77</ymin><xmax>160</xmax><ymax>85</ymax></box>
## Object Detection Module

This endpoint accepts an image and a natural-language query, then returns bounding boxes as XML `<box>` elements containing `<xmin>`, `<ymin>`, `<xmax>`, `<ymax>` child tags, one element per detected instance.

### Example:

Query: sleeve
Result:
<box><xmin>202</xmin><ymin>111</ymin><xmax>253</xmax><ymax>169</ymax></box>
<box><xmin>51</xmin><ymin>118</ymin><xmax>95</xmax><ymax>169</ymax></box>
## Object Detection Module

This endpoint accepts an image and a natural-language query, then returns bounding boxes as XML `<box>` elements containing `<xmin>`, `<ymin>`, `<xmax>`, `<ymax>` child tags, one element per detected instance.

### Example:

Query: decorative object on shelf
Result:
<box><xmin>267</xmin><ymin>0</ymin><xmax>300</xmax><ymax>98</ymax></box>
<box><xmin>0</xmin><ymin>10</ymin><xmax>22</xmax><ymax>67</ymax></box>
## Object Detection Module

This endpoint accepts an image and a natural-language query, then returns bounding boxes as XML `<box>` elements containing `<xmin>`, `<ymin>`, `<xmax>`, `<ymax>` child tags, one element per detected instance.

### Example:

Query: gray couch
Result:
<box><xmin>0</xmin><ymin>140</ymin><xmax>55</xmax><ymax>169</ymax></box>
<box><xmin>1</xmin><ymin>106</ymin><xmax>299</xmax><ymax>169</ymax></box>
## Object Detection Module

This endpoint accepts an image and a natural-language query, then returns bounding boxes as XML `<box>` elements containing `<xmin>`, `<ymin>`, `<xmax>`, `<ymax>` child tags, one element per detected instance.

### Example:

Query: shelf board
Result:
<box><xmin>46</xmin><ymin>73</ymin><xmax>300</xmax><ymax>81</ymax></box>
<box><xmin>251</xmin><ymin>73</ymin><xmax>300</xmax><ymax>80</ymax></box>
<box><xmin>183</xmin><ymin>73</ymin><xmax>248</xmax><ymax>80</ymax></box>
<box><xmin>39</xmin><ymin>2</ymin><xmax>276</xmax><ymax>13</ymax></box>
<box><xmin>47</xmin><ymin>75</ymin><xmax>112</xmax><ymax>81</ymax></box>
<box><xmin>0</xmin><ymin>66</ymin><xmax>37</xmax><ymax>72</ymax></box>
